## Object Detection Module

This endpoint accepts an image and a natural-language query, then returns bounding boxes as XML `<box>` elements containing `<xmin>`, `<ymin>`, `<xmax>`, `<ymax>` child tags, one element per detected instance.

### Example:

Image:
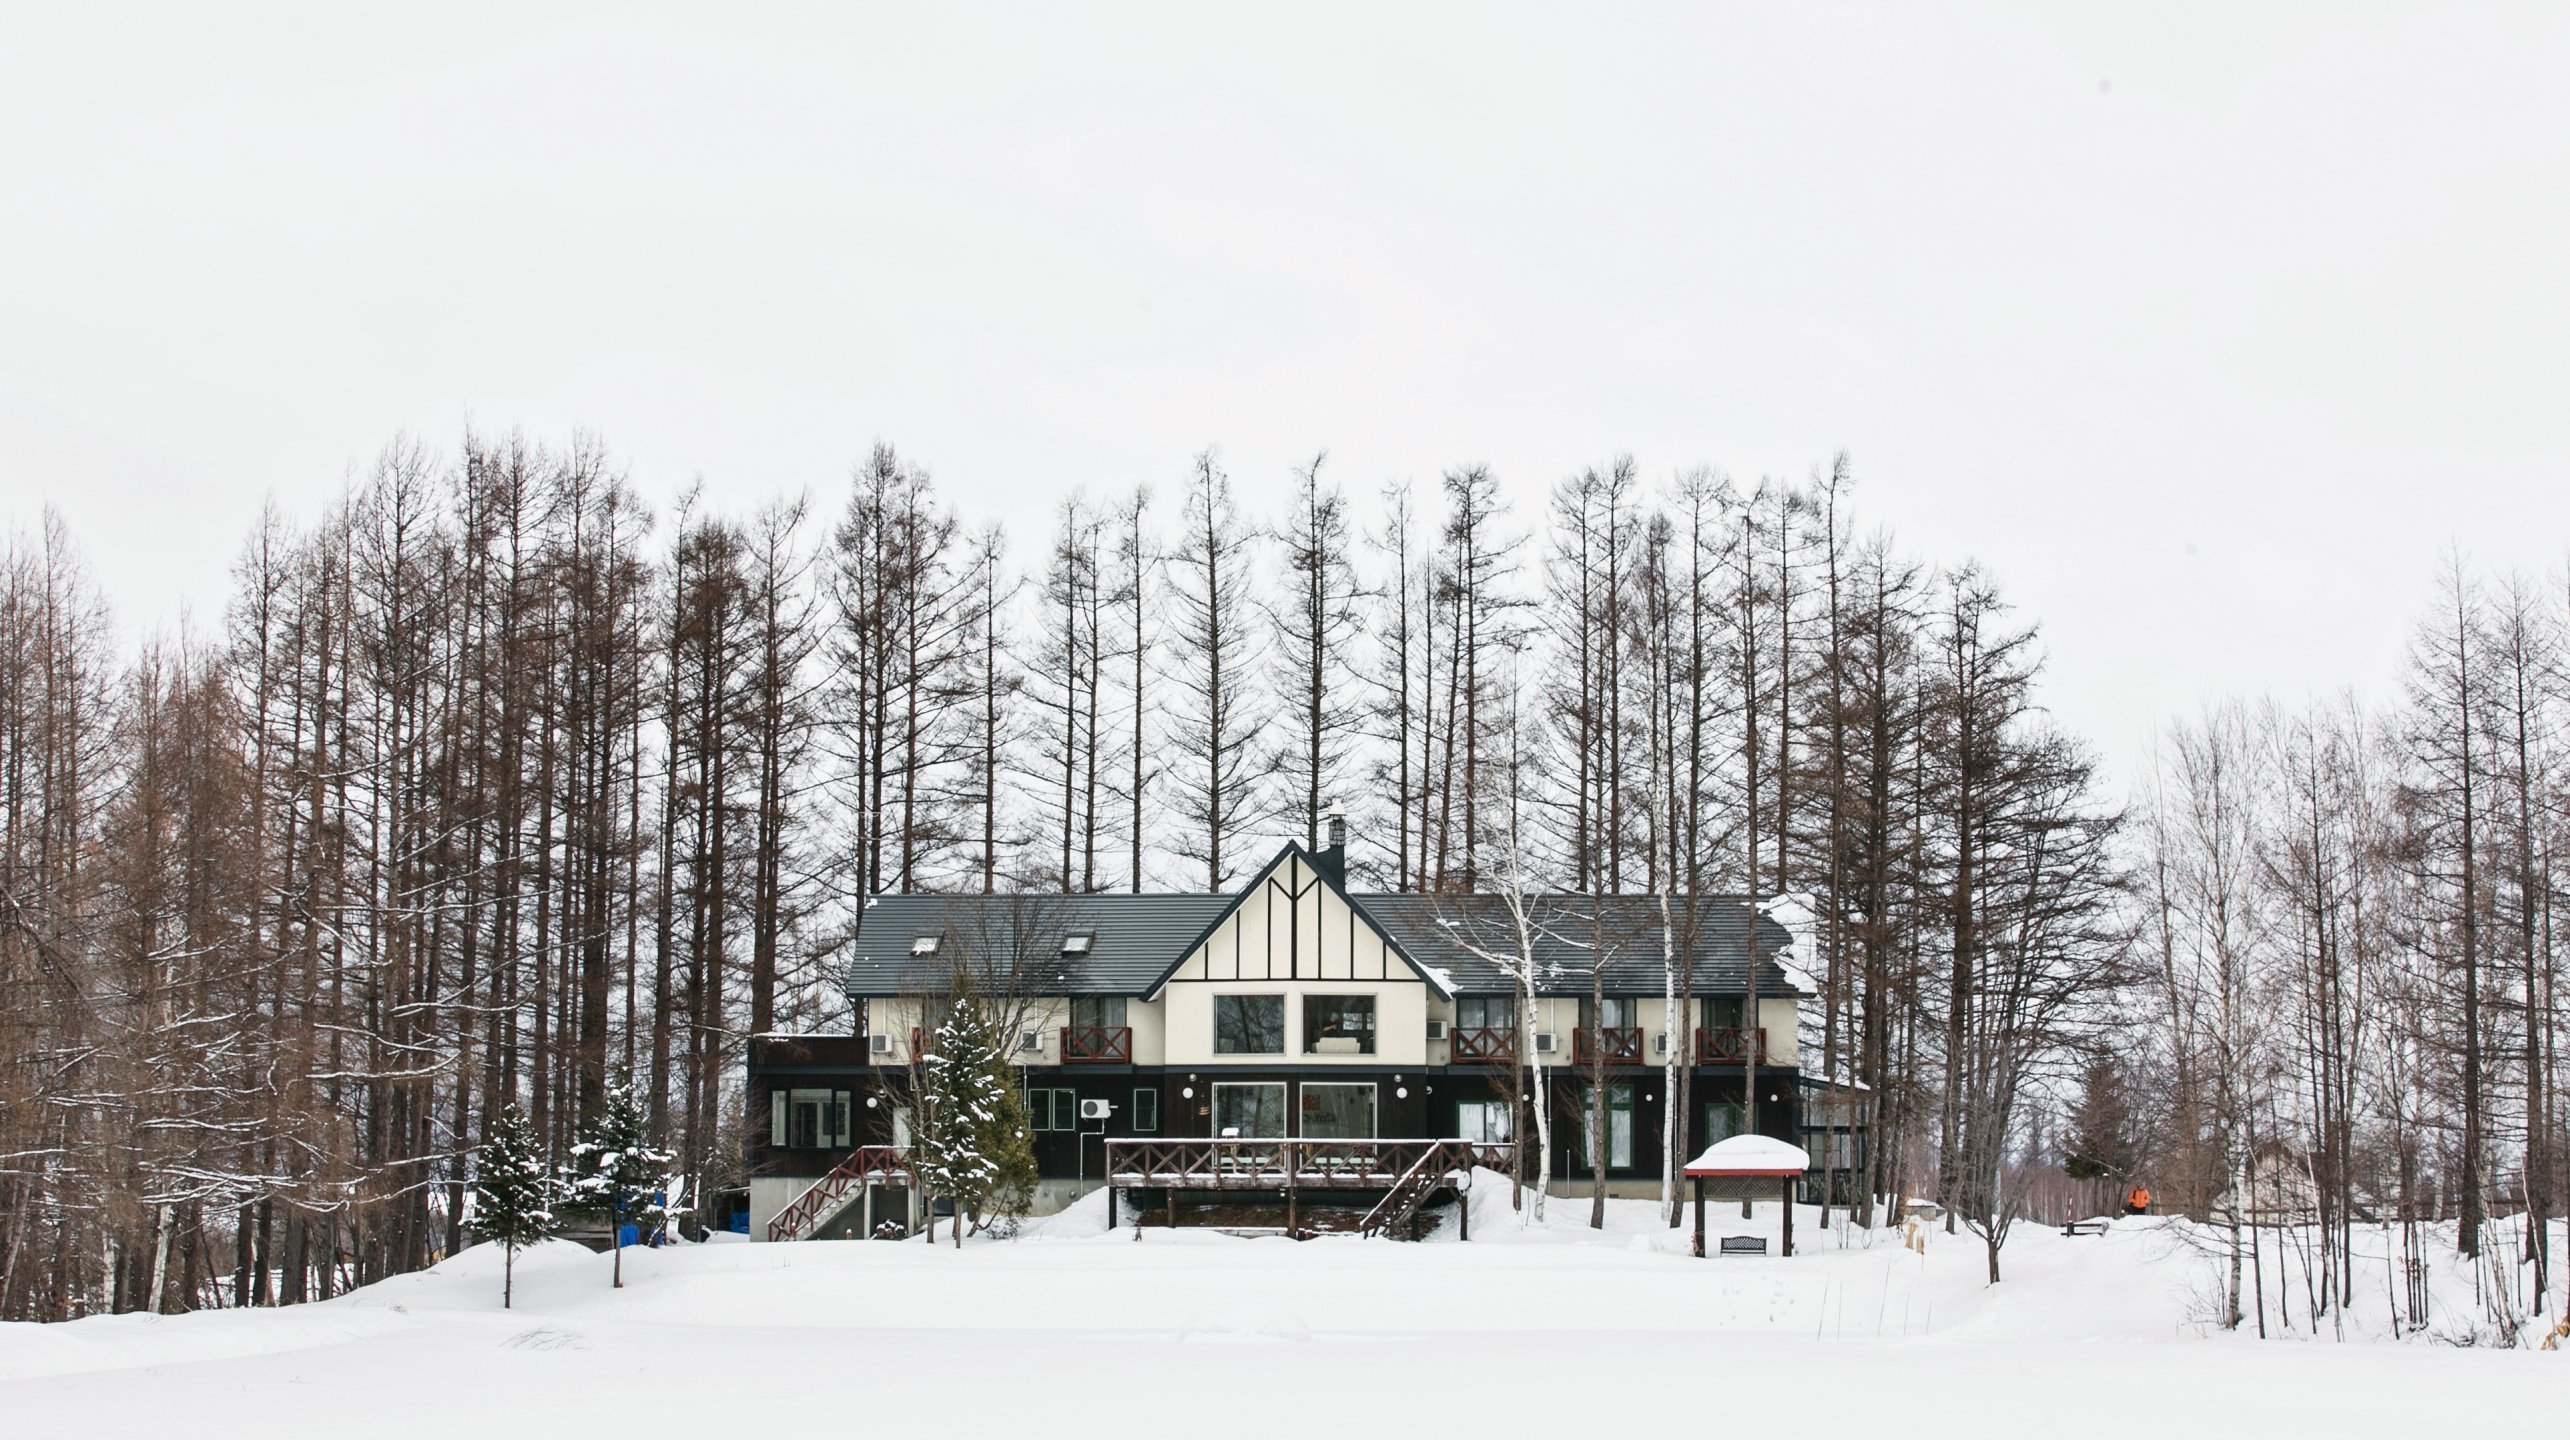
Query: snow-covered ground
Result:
<box><xmin>3</xmin><ymin>1179</ymin><xmax>2557</xmax><ymax>1438</ymax></box>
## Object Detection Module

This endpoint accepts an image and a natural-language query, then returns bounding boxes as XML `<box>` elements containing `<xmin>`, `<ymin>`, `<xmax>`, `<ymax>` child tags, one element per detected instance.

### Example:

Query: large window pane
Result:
<box><xmin>1215</xmin><ymin>995</ymin><xmax>1285</xmax><ymax>1054</ymax></box>
<box><xmin>1072</xmin><ymin>996</ymin><xmax>1127</xmax><ymax>1030</ymax></box>
<box><xmin>1302</xmin><ymin>994</ymin><xmax>1376</xmax><ymax>1055</ymax></box>
<box><xmin>1456</xmin><ymin>1099</ymin><xmax>1511</xmax><ymax>1144</ymax></box>
<box><xmin>1213</xmin><ymin>1082</ymin><xmax>1286</xmax><ymax>1137</ymax></box>
<box><xmin>782</xmin><ymin>1088</ymin><xmax>850</xmax><ymax>1148</ymax></box>
<box><xmin>1457</xmin><ymin>996</ymin><xmax>1514</xmax><ymax>1031</ymax></box>
<box><xmin>1299</xmin><ymin>1083</ymin><xmax>1377</xmax><ymax>1139</ymax></box>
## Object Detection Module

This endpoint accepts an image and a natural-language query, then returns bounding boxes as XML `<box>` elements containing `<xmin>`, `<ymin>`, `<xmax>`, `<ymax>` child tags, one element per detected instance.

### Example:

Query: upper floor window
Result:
<box><xmin>910</xmin><ymin>934</ymin><xmax>939</xmax><ymax>956</ymax></box>
<box><xmin>1456</xmin><ymin>995</ymin><xmax>1513</xmax><ymax>1032</ymax></box>
<box><xmin>770</xmin><ymin>1087</ymin><xmax>853</xmax><ymax>1149</ymax></box>
<box><xmin>1585</xmin><ymin>996</ymin><xmax>1639</xmax><ymax>1030</ymax></box>
<box><xmin>1071</xmin><ymin>995</ymin><xmax>1127</xmax><ymax>1031</ymax></box>
<box><xmin>1303</xmin><ymin>994</ymin><xmax>1376</xmax><ymax>1055</ymax></box>
<box><xmin>1062</xmin><ymin>932</ymin><xmax>1094</xmax><ymax>956</ymax></box>
<box><xmin>1214</xmin><ymin>994</ymin><xmax>1285</xmax><ymax>1054</ymax></box>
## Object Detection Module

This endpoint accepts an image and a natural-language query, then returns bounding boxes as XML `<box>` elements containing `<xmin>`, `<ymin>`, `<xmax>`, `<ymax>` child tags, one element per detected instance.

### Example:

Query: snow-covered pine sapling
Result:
<box><xmin>470</xmin><ymin>1105</ymin><xmax>558</xmax><ymax>1309</ymax></box>
<box><xmin>914</xmin><ymin>1001</ymin><xmax>1018</xmax><ymax>1246</ymax></box>
<box><xmin>568</xmin><ymin>1074</ymin><xmax>675</xmax><ymax>1289</ymax></box>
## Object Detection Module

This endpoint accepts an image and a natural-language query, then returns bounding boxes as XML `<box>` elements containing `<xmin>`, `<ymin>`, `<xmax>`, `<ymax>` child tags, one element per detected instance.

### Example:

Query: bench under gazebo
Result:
<box><xmin>1684</xmin><ymin>1134</ymin><xmax>1810</xmax><ymax>1258</ymax></box>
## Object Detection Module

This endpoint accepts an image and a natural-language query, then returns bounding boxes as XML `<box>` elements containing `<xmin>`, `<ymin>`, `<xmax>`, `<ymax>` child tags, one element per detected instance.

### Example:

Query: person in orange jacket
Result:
<box><xmin>2122</xmin><ymin>1185</ymin><xmax>2152</xmax><ymax>1216</ymax></box>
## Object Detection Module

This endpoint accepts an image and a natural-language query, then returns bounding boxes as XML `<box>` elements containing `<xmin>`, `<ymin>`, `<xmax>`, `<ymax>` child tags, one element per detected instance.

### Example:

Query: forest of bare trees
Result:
<box><xmin>1</xmin><ymin>433</ymin><xmax>2557</xmax><ymax>1333</ymax></box>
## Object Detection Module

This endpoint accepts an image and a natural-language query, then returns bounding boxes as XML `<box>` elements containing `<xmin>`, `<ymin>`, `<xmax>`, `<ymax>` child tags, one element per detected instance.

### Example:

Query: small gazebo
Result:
<box><xmin>1683</xmin><ymin>1134</ymin><xmax>1810</xmax><ymax>1258</ymax></box>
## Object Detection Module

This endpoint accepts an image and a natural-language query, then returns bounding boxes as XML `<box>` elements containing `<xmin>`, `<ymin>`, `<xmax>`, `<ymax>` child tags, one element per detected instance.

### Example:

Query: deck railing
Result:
<box><xmin>1104</xmin><ymin>1137</ymin><xmax>1515</xmax><ymax>1190</ymax></box>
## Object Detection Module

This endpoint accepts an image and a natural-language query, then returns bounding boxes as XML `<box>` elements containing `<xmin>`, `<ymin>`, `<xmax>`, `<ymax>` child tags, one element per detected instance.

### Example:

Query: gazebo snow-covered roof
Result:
<box><xmin>1683</xmin><ymin>1135</ymin><xmax>1810</xmax><ymax>1258</ymax></box>
<box><xmin>1683</xmin><ymin>1134</ymin><xmax>1810</xmax><ymax>1178</ymax></box>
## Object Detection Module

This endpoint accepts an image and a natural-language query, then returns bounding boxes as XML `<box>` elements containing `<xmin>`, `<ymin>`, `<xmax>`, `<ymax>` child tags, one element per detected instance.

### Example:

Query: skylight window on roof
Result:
<box><xmin>1062</xmin><ymin>932</ymin><xmax>1094</xmax><ymax>956</ymax></box>
<box><xmin>911</xmin><ymin>935</ymin><xmax>939</xmax><ymax>956</ymax></box>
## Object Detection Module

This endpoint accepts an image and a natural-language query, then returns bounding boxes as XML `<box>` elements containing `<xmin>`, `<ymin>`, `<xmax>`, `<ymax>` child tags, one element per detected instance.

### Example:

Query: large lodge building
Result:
<box><xmin>746</xmin><ymin>823</ymin><xmax>1839</xmax><ymax>1240</ymax></box>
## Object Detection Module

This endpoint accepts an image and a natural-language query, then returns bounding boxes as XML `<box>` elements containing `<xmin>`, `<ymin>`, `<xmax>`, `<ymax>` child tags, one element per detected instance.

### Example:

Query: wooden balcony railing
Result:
<box><xmin>1448</xmin><ymin>1026</ymin><xmax>1518</xmax><ymax>1065</ymax></box>
<box><xmin>1695</xmin><ymin>1026</ymin><xmax>1769</xmax><ymax>1065</ymax></box>
<box><xmin>1573</xmin><ymin>1027</ymin><xmax>1645</xmax><ymax>1066</ymax></box>
<box><xmin>1060</xmin><ymin>1025</ymin><xmax>1133</xmax><ymax>1064</ymax></box>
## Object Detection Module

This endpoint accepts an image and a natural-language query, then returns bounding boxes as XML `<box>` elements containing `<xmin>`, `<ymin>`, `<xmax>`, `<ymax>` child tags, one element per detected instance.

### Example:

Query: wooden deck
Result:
<box><xmin>1102</xmin><ymin>1138</ymin><xmax>1517</xmax><ymax>1240</ymax></box>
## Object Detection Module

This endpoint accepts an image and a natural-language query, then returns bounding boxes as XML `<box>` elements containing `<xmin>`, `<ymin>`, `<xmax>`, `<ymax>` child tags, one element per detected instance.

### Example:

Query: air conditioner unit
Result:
<box><xmin>1533</xmin><ymin>1032</ymin><xmax>1559</xmax><ymax>1054</ymax></box>
<box><xmin>1653</xmin><ymin>1032</ymin><xmax>1670</xmax><ymax>1055</ymax></box>
<box><xmin>868</xmin><ymin>1033</ymin><xmax>894</xmax><ymax>1055</ymax></box>
<box><xmin>1079</xmin><ymin>1098</ymin><xmax>1113</xmax><ymax>1121</ymax></box>
<box><xmin>1018</xmin><ymin>1030</ymin><xmax>1044</xmax><ymax>1053</ymax></box>
<box><xmin>1425</xmin><ymin>1019</ymin><xmax>1450</xmax><ymax>1041</ymax></box>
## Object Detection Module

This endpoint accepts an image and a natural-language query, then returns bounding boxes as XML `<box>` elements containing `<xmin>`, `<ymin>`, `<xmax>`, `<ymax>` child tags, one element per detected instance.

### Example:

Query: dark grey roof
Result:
<box><xmin>1357</xmin><ymin>893</ymin><xmax>1798</xmax><ymax>997</ymax></box>
<box><xmin>846</xmin><ymin>871</ymin><xmax>1799</xmax><ymax>999</ymax></box>
<box><xmin>846</xmin><ymin>890</ymin><xmax>1235</xmax><ymax>996</ymax></box>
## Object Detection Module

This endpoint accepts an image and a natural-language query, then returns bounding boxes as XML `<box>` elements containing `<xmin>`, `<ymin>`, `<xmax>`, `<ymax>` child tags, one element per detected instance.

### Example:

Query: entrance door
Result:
<box><xmin>1577</xmin><ymin>1083</ymin><xmax>1635</xmax><ymax>1171</ymax></box>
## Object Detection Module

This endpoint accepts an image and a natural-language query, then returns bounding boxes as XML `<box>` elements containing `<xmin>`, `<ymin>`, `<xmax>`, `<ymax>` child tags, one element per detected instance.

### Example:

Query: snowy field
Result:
<box><xmin>3</xmin><ymin>1180</ymin><xmax>2556</xmax><ymax>1439</ymax></box>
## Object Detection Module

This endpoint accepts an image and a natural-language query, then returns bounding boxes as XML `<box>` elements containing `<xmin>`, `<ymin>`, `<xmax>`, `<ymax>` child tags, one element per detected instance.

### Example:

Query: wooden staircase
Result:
<box><xmin>766</xmin><ymin>1146</ymin><xmax>913</xmax><ymax>1242</ymax></box>
<box><xmin>1357</xmin><ymin>1141</ymin><xmax>1469</xmax><ymax>1240</ymax></box>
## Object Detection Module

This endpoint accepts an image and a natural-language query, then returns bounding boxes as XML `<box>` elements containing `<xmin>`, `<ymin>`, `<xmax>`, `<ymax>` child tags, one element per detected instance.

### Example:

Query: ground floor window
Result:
<box><xmin>771</xmin><ymin>1088</ymin><xmax>853</xmax><ymax>1148</ymax></box>
<box><xmin>1299</xmin><ymin>1082</ymin><xmax>1377</xmax><ymax>1139</ymax></box>
<box><xmin>1132</xmin><ymin>1088</ymin><xmax>1160</xmax><ymax>1131</ymax></box>
<box><xmin>1455</xmin><ymin>1098</ymin><xmax>1512</xmax><ymax>1144</ymax></box>
<box><xmin>1575</xmin><ymin>1083</ymin><xmax>1635</xmax><ymax>1170</ymax></box>
<box><xmin>1213</xmin><ymin>1082</ymin><xmax>1286</xmax><ymax>1137</ymax></box>
<box><xmin>1026</xmin><ymin>1087</ymin><xmax>1078</xmax><ymax>1131</ymax></box>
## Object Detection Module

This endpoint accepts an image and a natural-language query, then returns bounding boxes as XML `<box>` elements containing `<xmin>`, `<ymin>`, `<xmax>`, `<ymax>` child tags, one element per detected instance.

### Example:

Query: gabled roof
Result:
<box><xmin>844</xmin><ymin>848</ymin><xmax>1800</xmax><ymax>1000</ymax></box>
<box><xmin>1138</xmin><ymin>841</ymin><xmax>1454</xmax><ymax>999</ymax></box>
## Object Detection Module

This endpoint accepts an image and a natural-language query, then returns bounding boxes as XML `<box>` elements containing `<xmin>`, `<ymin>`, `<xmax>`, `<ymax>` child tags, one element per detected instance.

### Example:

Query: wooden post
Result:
<box><xmin>1692</xmin><ymin>1177</ymin><xmax>1706</xmax><ymax>1258</ymax></box>
<box><xmin>1105</xmin><ymin>1183</ymin><xmax>1116</xmax><ymax>1231</ymax></box>
<box><xmin>1167</xmin><ymin>1186</ymin><xmax>1178</xmax><ymax>1230</ymax></box>
<box><xmin>1460</xmin><ymin>1182</ymin><xmax>1470</xmax><ymax>1242</ymax></box>
<box><xmin>1780</xmin><ymin>1176</ymin><xmax>1794</xmax><ymax>1257</ymax></box>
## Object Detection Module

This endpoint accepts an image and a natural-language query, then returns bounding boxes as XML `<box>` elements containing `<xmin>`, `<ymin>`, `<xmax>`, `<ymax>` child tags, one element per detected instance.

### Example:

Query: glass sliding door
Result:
<box><xmin>1299</xmin><ymin>1082</ymin><xmax>1377</xmax><ymax>1139</ymax></box>
<box><xmin>1212</xmin><ymin>1082</ymin><xmax>1287</xmax><ymax>1138</ymax></box>
<box><xmin>1455</xmin><ymin>1098</ymin><xmax>1512</xmax><ymax>1144</ymax></box>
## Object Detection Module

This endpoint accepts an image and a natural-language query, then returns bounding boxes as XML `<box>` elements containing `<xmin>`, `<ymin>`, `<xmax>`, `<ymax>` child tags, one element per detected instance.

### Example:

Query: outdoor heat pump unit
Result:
<box><xmin>1079</xmin><ymin>1098</ymin><xmax>1113</xmax><ymax>1121</ymax></box>
<box><xmin>868</xmin><ymin>1033</ymin><xmax>893</xmax><ymax>1055</ymax></box>
<box><xmin>1533</xmin><ymin>1032</ymin><xmax>1559</xmax><ymax>1054</ymax></box>
<box><xmin>1018</xmin><ymin>1030</ymin><xmax>1044</xmax><ymax>1052</ymax></box>
<box><xmin>1425</xmin><ymin>1019</ymin><xmax>1449</xmax><ymax>1041</ymax></box>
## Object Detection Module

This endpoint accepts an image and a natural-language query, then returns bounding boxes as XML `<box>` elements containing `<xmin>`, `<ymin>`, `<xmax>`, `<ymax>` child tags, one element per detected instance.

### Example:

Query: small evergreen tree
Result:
<box><xmin>568</xmin><ymin>1073</ymin><xmax>676</xmax><ymax>1288</ymax></box>
<box><xmin>914</xmin><ymin>1001</ymin><xmax>1020</xmax><ymax>1246</ymax></box>
<box><xmin>471</xmin><ymin>1106</ymin><xmax>558</xmax><ymax>1309</ymax></box>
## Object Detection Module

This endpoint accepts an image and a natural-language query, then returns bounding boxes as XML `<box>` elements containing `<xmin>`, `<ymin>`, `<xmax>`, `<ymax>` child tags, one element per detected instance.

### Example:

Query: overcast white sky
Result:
<box><xmin>4</xmin><ymin>3</ymin><xmax>2567</xmax><ymax>790</ymax></box>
